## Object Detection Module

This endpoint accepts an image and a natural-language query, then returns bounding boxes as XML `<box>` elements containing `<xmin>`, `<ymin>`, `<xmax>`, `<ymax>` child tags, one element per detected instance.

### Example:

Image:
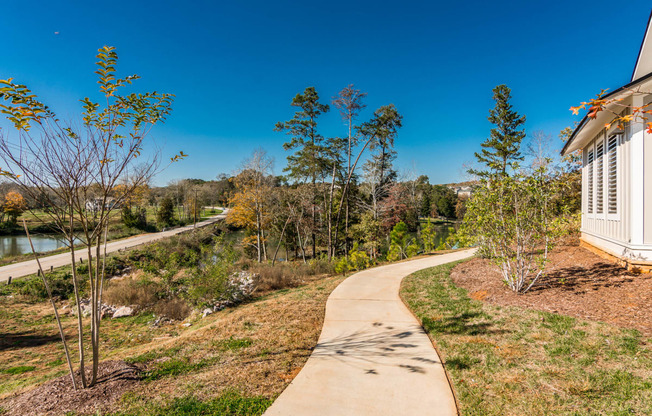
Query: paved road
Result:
<box><xmin>0</xmin><ymin>208</ymin><xmax>228</xmax><ymax>283</ymax></box>
<box><xmin>264</xmin><ymin>249</ymin><xmax>476</xmax><ymax>416</ymax></box>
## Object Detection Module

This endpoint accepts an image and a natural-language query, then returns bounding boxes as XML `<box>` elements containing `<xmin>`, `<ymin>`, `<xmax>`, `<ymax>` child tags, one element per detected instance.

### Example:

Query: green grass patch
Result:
<box><xmin>1</xmin><ymin>365</ymin><xmax>36</xmax><ymax>375</ymax></box>
<box><xmin>401</xmin><ymin>260</ymin><xmax>652</xmax><ymax>416</ymax></box>
<box><xmin>213</xmin><ymin>336</ymin><xmax>253</xmax><ymax>352</ymax></box>
<box><xmin>142</xmin><ymin>356</ymin><xmax>216</xmax><ymax>382</ymax></box>
<box><xmin>114</xmin><ymin>390</ymin><xmax>270</xmax><ymax>415</ymax></box>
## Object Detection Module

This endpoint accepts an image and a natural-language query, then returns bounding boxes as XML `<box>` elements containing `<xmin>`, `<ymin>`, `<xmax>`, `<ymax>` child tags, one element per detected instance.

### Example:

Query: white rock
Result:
<box><xmin>202</xmin><ymin>308</ymin><xmax>213</xmax><ymax>318</ymax></box>
<box><xmin>112</xmin><ymin>306</ymin><xmax>134</xmax><ymax>318</ymax></box>
<box><xmin>181</xmin><ymin>322</ymin><xmax>192</xmax><ymax>327</ymax></box>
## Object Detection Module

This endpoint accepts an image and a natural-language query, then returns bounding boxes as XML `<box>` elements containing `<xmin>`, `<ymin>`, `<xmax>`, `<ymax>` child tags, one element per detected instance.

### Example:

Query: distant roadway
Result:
<box><xmin>0</xmin><ymin>208</ymin><xmax>228</xmax><ymax>284</ymax></box>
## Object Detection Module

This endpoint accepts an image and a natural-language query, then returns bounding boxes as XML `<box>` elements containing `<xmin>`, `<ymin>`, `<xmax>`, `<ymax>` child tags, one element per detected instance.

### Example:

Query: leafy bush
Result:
<box><xmin>2</xmin><ymin>270</ymin><xmax>75</xmax><ymax>301</ymax></box>
<box><xmin>335</xmin><ymin>244</ymin><xmax>371</xmax><ymax>274</ymax></box>
<box><xmin>461</xmin><ymin>168</ymin><xmax>564</xmax><ymax>293</ymax></box>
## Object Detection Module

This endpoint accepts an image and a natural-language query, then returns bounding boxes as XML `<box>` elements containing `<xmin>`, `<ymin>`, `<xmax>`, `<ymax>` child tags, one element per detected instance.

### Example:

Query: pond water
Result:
<box><xmin>430</xmin><ymin>222</ymin><xmax>459</xmax><ymax>249</ymax></box>
<box><xmin>0</xmin><ymin>235</ymin><xmax>69</xmax><ymax>258</ymax></box>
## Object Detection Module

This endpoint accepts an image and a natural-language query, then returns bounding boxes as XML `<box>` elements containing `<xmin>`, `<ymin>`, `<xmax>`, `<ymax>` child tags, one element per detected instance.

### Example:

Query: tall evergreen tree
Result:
<box><xmin>472</xmin><ymin>84</ymin><xmax>526</xmax><ymax>177</ymax></box>
<box><xmin>275</xmin><ymin>86</ymin><xmax>329</xmax><ymax>257</ymax></box>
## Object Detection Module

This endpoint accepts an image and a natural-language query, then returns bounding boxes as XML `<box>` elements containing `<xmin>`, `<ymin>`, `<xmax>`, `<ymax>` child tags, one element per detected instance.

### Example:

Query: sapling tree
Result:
<box><xmin>0</xmin><ymin>46</ymin><xmax>181</xmax><ymax>388</ymax></box>
<box><xmin>461</xmin><ymin>167</ymin><xmax>562</xmax><ymax>293</ymax></box>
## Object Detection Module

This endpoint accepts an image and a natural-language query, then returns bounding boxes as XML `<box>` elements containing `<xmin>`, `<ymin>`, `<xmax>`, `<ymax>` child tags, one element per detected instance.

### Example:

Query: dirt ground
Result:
<box><xmin>451</xmin><ymin>245</ymin><xmax>652</xmax><ymax>336</ymax></box>
<box><xmin>4</xmin><ymin>361</ymin><xmax>140</xmax><ymax>416</ymax></box>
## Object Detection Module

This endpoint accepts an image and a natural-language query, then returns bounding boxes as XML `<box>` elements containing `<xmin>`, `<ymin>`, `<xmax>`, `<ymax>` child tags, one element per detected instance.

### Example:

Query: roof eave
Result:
<box><xmin>561</xmin><ymin>71</ymin><xmax>652</xmax><ymax>156</ymax></box>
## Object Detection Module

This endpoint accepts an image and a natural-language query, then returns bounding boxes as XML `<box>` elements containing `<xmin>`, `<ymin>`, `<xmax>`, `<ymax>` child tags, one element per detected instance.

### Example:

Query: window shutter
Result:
<box><xmin>596</xmin><ymin>141</ymin><xmax>604</xmax><ymax>214</ymax></box>
<box><xmin>587</xmin><ymin>149</ymin><xmax>594</xmax><ymax>214</ymax></box>
<box><xmin>607</xmin><ymin>136</ymin><xmax>618</xmax><ymax>214</ymax></box>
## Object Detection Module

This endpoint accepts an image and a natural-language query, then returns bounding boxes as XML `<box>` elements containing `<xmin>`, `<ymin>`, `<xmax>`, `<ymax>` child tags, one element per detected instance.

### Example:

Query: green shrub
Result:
<box><xmin>4</xmin><ymin>270</ymin><xmax>75</xmax><ymax>301</ymax></box>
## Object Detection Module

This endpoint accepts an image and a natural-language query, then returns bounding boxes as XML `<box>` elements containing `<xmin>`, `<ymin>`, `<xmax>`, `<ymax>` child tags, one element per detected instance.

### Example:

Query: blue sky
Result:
<box><xmin>0</xmin><ymin>1</ymin><xmax>650</xmax><ymax>185</ymax></box>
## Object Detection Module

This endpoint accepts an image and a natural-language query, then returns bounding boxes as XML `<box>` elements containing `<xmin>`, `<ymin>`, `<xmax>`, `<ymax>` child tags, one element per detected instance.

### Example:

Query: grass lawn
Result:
<box><xmin>401</xmin><ymin>260</ymin><xmax>652</xmax><ymax>416</ymax></box>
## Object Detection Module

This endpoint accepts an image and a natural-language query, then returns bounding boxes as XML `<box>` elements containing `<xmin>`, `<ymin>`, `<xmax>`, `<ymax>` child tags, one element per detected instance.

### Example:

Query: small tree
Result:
<box><xmin>157</xmin><ymin>196</ymin><xmax>175</xmax><ymax>226</ymax></box>
<box><xmin>471</xmin><ymin>84</ymin><xmax>526</xmax><ymax>177</ymax></box>
<box><xmin>0</xmin><ymin>46</ymin><xmax>180</xmax><ymax>388</ymax></box>
<box><xmin>226</xmin><ymin>150</ymin><xmax>274</xmax><ymax>263</ymax></box>
<box><xmin>3</xmin><ymin>190</ymin><xmax>26</xmax><ymax>224</ymax></box>
<box><xmin>421</xmin><ymin>218</ymin><xmax>437</xmax><ymax>252</ymax></box>
<box><xmin>387</xmin><ymin>221</ymin><xmax>417</xmax><ymax>261</ymax></box>
<box><xmin>461</xmin><ymin>167</ymin><xmax>561</xmax><ymax>293</ymax></box>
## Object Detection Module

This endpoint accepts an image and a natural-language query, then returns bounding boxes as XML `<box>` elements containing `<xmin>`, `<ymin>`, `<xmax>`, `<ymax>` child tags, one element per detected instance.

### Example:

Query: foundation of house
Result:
<box><xmin>580</xmin><ymin>238</ymin><xmax>652</xmax><ymax>274</ymax></box>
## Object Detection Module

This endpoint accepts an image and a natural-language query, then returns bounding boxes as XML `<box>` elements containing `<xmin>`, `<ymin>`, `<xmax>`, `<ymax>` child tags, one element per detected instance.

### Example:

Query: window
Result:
<box><xmin>587</xmin><ymin>148</ymin><xmax>594</xmax><ymax>213</ymax></box>
<box><xmin>596</xmin><ymin>140</ymin><xmax>604</xmax><ymax>214</ymax></box>
<box><xmin>607</xmin><ymin>135</ymin><xmax>618</xmax><ymax>214</ymax></box>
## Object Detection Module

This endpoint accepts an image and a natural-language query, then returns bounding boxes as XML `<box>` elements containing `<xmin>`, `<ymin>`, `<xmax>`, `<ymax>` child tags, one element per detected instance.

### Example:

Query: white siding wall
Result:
<box><xmin>581</xmin><ymin>128</ymin><xmax>629</xmax><ymax>244</ymax></box>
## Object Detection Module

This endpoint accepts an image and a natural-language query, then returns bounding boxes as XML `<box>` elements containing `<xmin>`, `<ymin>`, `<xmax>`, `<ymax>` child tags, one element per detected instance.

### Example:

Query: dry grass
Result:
<box><xmin>248</xmin><ymin>260</ymin><xmax>335</xmax><ymax>295</ymax></box>
<box><xmin>401</xmin><ymin>260</ymin><xmax>652</xmax><ymax>416</ymax></box>
<box><xmin>0</xmin><ymin>271</ymin><xmax>345</xmax><ymax>415</ymax></box>
<box><xmin>152</xmin><ymin>298</ymin><xmax>191</xmax><ymax>321</ymax></box>
<box><xmin>103</xmin><ymin>273</ymin><xmax>160</xmax><ymax>308</ymax></box>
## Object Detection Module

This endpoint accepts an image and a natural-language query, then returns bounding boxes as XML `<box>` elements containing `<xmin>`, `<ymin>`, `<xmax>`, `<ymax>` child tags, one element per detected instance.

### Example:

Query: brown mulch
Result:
<box><xmin>451</xmin><ymin>246</ymin><xmax>652</xmax><ymax>336</ymax></box>
<box><xmin>2</xmin><ymin>361</ymin><xmax>141</xmax><ymax>416</ymax></box>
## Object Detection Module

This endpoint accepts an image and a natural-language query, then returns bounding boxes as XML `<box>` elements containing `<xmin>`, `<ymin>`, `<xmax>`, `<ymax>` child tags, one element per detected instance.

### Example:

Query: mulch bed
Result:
<box><xmin>451</xmin><ymin>245</ymin><xmax>652</xmax><ymax>336</ymax></box>
<box><xmin>2</xmin><ymin>360</ymin><xmax>141</xmax><ymax>416</ymax></box>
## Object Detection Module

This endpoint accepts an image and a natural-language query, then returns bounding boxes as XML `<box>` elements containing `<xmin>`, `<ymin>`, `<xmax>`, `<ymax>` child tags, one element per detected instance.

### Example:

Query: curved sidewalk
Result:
<box><xmin>264</xmin><ymin>249</ymin><xmax>476</xmax><ymax>416</ymax></box>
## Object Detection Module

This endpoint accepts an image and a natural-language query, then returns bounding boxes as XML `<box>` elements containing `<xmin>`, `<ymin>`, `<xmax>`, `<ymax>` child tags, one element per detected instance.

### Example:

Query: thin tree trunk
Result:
<box><xmin>272</xmin><ymin>216</ymin><xmax>291</xmax><ymax>266</ymax></box>
<box><xmin>23</xmin><ymin>221</ymin><xmax>77</xmax><ymax>390</ymax></box>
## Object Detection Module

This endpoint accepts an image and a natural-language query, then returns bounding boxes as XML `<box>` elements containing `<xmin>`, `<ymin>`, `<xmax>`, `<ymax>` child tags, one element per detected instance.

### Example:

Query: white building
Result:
<box><xmin>561</xmin><ymin>12</ymin><xmax>652</xmax><ymax>271</ymax></box>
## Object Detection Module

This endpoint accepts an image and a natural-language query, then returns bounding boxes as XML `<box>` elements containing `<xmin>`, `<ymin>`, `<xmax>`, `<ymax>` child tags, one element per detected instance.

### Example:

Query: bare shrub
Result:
<box><xmin>103</xmin><ymin>278</ymin><xmax>160</xmax><ymax>308</ymax></box>
<box><xmin>153</xmin><ymin>298</ymin><xmax>191</xmax><ymax>321</ymax></box>
<box><xmin>250</xmin><ymin>263</ymin><xmax>299</xmax><ymax>292</ymax></box>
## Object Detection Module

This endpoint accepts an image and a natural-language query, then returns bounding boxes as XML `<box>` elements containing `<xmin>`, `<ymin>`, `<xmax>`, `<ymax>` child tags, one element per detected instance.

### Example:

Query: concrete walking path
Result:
<box><xmin>264</xmin><ymin>249</ymin><xmax>476</xmax><ymax>416</ymax></box>
<box><xmin>0</xmin><ymin>208</ymin><xmax>228</xmax><ymax>283</ymax></box>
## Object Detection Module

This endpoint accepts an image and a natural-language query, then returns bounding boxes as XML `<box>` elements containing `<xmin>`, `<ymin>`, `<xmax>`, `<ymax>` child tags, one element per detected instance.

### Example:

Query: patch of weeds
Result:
<box><xmin>125</xmin><ymin>346</ymin><xmax>182</xmax><ymax>365</ymax></box>
<box><xmin>618</xmin><ymin>329</ymin><xmax>642</xmax><ymax>355</ymax></box>
<box><xmin>213</xmin><ymin>336</ymin><xmax>253</xmax><ymax>352</ymax></box>
<box><xmin>46</xmin><ymin>358</ymin><xmax>64</xmax><ymax>367</ymax></box>
<box><xmin>539</xmin><ymin>311</ymin><xmax>575</xmax><ymax>334</ymax></box>
<box><xmin>242</xmin><ymin>321</ymin><xmax>257</xmax><ymax>331</ymax></box>
<box><xmin>1</xmin><ymin>365</ymin><xmax>36</xmax><ymax>375</ymax></box>
<box><xmin>143</xmin><ymin>356</ymin><xmax>216</xmax><ymax>382</ymax></box>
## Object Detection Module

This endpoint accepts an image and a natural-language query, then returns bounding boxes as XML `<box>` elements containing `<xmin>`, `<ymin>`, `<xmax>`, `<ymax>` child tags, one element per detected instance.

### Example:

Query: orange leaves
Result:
<box><xmin>572</xmin><ymin>87</ymin><xmax>652</xmax><ymax>135</ymax></box>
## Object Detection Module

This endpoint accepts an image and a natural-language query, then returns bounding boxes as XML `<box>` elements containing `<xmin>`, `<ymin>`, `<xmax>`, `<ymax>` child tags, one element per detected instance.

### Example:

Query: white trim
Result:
<box><xmin>582</xmin><ymin>231</ymin><xmax>652</xmax><ymax>262</ymax></box>
<box><xmin>631</xmin><ymin>95</ymin><xmax>645</xmax><ymax>244</ymax></box>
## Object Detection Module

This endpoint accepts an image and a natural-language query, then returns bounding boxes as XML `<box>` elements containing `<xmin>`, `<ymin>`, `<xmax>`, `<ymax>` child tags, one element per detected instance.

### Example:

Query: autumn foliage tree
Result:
<box><xmin>226</xmin><ymin>150</ymin><xmax>274</xmax><ymax>262</ymax></box>
<box><xmin>3</xmin><ymin>190</ymin><xmax>26</xmax><ymax>224</ymax></box>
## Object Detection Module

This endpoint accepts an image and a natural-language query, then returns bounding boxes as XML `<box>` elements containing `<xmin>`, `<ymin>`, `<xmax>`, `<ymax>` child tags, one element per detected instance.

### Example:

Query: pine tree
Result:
<box><xmin>275</xmin><ymin>86</ymin><xmax>330</xmax><ymax>257</ymax></box>
<box><xmin>472</xmin><ymin>84</ymin><xmax>526</xmax><ymax>177</ymax></box>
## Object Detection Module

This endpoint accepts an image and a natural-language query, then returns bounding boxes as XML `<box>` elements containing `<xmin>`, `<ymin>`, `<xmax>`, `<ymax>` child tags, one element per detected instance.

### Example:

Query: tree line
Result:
<box><xmin>226</xmin><ymin>85</ymin><xmax>468</xmax><ymax>263</ymax></box>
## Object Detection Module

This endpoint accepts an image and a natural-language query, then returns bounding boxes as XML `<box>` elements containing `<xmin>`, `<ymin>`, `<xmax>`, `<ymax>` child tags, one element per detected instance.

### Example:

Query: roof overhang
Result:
<box><xmin>561</xmin><ymin>71</ymin><xmax>652</xmax><ymax>156</ymax></box>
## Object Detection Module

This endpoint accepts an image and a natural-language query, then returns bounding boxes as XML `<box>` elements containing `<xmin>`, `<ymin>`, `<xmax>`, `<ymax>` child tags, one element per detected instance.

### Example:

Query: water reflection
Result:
<box><xmin>0</xmin><ymin>235</ymin><xmax>69</xmax><ymax>258</ymax></box>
